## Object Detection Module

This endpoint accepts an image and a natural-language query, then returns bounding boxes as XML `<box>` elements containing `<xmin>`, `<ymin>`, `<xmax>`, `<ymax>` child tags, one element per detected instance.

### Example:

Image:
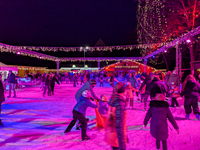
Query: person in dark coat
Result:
<box><xmin>144</xmin><ymin>80</ymin><xmax>179</xmax><ymax>150</ymax></box>
<box><xmin>64</xmin><ymin>90</ymin><xmax>98</xmax><ymax>140</ymax></box>
<box><xmin>129</xmin><ymin>73</ymin><xmax>140</xmax><ymax>101</ymax></box>
<box><xmin>181</xmin><ymin>74</ymin><xmax>200</xmax><ymax>120</ymax></box>
<box><xmin>43</xmin><ymin>74</ymin><xmax>51</xmax><ymax>97</ymax></box>
<box><xmin>50</xmin><ymin>73</ymin><xmax>60</xmax><ymax>95</ymax></box>
<box><xmin>7</xmin><ymin>70</ymin><xmax>16</xmax><ymax>98</ymax></box>
<box><xmin>139</xmin><ymin>73</ymin><xmax>154</xmax><ymax>110</ymax></box>
<box><xmin>0</xmin><ymin>75</ymin><xmax>5</xmax><ymax>126</ymax></box>
<box><xmin>105</xmin><ymin>82</ymin><xmax>127</xmax><ymax>150</ymax></box>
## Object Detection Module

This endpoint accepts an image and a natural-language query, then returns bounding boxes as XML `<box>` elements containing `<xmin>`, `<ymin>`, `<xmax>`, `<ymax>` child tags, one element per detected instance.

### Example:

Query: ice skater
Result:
<box><xmin>0</xmin><ymin>74</ymin><xmax>5</xmax><ymax>126</ymax></box>
<box><xmin>105</xmin><ymin>82</ymin><xmax>127</xmax><ymax>150</ymax></box>
<box><xmin>64</xmin><ymin>90</ymin><xmax>98</xmax><ymax>140</ymax></box>
<box><xmin>50</xmin><ymin>73</ymin><xmax>60</xmax><ymax>95</ymax></box>
<box><xmin>98</xmin><ymin>94</ymin><xmax>108</xmax><ymax>118</ymax></box>
<box><xmin>43</xmin><ymin>74</ymin><xmax>51</xmax><ymax>97</ymax></box>
<box><xmin>125</xmin><ymin>82</ymin><xmax>138</xmax><ymax>109</ymax></box>
<box><xmin>181</xmin><ymin>74</ymin><xmax>200</xmax><ymax>120</ymax></box>
<box><xmin>143</xmin><ymin>78</ymin><xmax>179</xmax><ymax>150</ymax></box>
<box><xmin>7</xmin><ymin>70</ymin><xmax>16</xmax><ymax>98</ymax></box>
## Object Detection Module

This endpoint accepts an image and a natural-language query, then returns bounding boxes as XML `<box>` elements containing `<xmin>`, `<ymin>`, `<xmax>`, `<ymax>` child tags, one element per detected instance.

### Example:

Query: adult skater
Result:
<box><xmin>7</xmin><ymin>70</ymin><xmax>16</xmax><ymax>98</ymax></box>
<box><xmin>139</xmin><ymin>73</ymin><xmax>154</xmax><ymax>110</ymax></box>
<box><xmin>105</xmin><ymin>82</ymin><xmax>127</xmax><ymax>150</ymax></box>
<box><xmin>181</xmin><ymin>74</ymin><xmax>200</xmax><ymax>120</ymax></box>
<box><xmin>0</xmin><ymin>75</ymin><xmax>5</xmax><ymax>126</ymax></box>
<box><xmin>75</xmin><ymin>79</ymin><xmax>100</xmax><ymax>102</ymax></box>
<box><xmin>50</xmin><ymin>73</ymin><xmax>60</xmax><ymax>95</ymax></box>
<box><xmin>43</xmin><ymin>74</ymin><xmax>51</xmax><ymax>97</ymax></box>
<box><xmin>64</xmin><ymin>90</ymin><xmax>98</xmax><ymax>140</ymax></box>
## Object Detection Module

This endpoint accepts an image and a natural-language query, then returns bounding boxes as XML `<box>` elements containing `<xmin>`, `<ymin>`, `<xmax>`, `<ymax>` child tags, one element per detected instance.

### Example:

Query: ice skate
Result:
<box><xmin>196</xmin><ymin>114</ymin><xmax>199</xmax><ymax>120</ymax></box>
<box><xmin>82</xmin><ymin>135</ymin><xmax>90</xmax><ymax>141</ymax></box>
<box><xmin>186</xmin><ymin>114</ymin><xmax>190</xmax><ymax>120</ymax></box>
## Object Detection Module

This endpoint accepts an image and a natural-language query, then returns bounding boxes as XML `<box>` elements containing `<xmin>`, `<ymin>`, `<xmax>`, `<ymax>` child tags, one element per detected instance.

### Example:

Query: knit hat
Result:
<box><xmin>82</xmin><ymin>90</ymin><xmax>91</xmax><ymax>97</ymax></box>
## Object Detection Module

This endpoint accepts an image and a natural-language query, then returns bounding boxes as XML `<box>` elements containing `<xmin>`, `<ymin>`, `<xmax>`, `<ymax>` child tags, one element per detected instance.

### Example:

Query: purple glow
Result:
<box><xmin>39</xmin><ymin>56</ymin><xmax>42</xmax><ymax>59</ymax></box>
<box><xmin>186</xmin><ymin>39</ymin><xmax>191</xmax><ymax>43</ymax></box>
<box><xmin>17</xmin><ymin>52</ymin><xmax>21</xmax><ymax>55</ymax></box>
<box><xmin>152</xmin><ymin>55</ymin><xmax>155</xmax><ymax>58</ymax></box>
<box><xmin>164</xmin><ymin>50</ymin><xmax>167</xmax><ymax>53</ymax></box>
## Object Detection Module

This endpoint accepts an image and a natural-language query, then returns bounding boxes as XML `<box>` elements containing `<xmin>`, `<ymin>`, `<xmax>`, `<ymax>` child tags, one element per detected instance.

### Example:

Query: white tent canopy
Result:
<box><xmin>0</xmin><ymin>62</ymin><xmax>18</xmax><ymax>72</ymax></box>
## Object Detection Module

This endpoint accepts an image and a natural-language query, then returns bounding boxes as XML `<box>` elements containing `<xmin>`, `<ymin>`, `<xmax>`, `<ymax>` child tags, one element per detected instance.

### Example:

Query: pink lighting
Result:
<box><xmin>39</xmin><ymin>56</ymin><xmax>42</xmax><ymax>59</ymax></box>
<box><xmin>186</xmin><ymin>39</ymin><xmax>191</xmax><ymax>43</ymax></box>
<box><xmin>164</xmin><ymin>50</ymin><xmax>167</xmax><ymax>53</ymax></box>
<box><xmin>17</xmin><ymin>51</ymin><xmax>21</xmax><ymax>55</ymax></box>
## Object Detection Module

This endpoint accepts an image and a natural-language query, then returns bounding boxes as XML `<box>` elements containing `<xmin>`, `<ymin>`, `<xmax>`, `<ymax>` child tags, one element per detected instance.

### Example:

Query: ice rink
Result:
<box><xmin>0</xmin><ymin>82</ymin><xmax>200</xmax><ymax>150</ymax></box>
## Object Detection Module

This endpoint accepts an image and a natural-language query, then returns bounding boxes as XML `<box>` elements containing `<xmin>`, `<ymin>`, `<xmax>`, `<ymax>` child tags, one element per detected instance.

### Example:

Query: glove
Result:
<box><xmin>97</xmin><ymin>99</ymin><xmax>102</xmax><ymax>102</ymax></box>
<box><xmin>90</xmin><ymin>97</ymin><xmax>95</xmax><ymax>101</ymax></box>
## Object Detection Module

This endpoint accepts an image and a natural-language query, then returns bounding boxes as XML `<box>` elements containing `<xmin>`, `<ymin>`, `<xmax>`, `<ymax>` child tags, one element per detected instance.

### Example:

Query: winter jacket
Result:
<box><xmin>45</xmin><ymin>77</ymin><xmax>51</xmax><ymax>86</ymax></box>
<box><xmin>130</xmin><ymin>76</ymin><xmax>138</xmax><ymax>88</ymax></box>
<box><xmin>125</xmin><ymin>85</ymin><xmax>137</xmax><ymax>98</ymax></box>
<box><xmin>0</xmin><ymin>81</ymin><xmax>5</xmax><ymax>103</ymax></box>
<box><xmin>75</xmin><ymin>81</ymin><xmax>99</xmax><ymax>101</ymax></box>
<box><xmin>7</xmin><ymin>73</ymin><xmax>16</xmax><ymax>83</ymax></box>
<box><xmin>181</xmin><ymin>80</ymin><xmax>200</xmax><ymax>99</ymax></box>
<box><xmin>168</xmin><ymin>74</ymin><xmax>179</xmax><ymax>86</ymax></box>
<box><xmin>139</xmin><ymin>74</ymin><xmax>153</xmax><ymax>94</ymax></box>
<box><xmin>105</xmin><ymin>94</ymin><xmax>127</xmax><ymax>150</ymax></box>
<box><xmin>51</xmin><ymin>76</ymin><xmax>60</xmax><ymax>85</ymax></box>
<box><xmin>144</xmin><ymin>100</ymin><xmax>178</xmax><ymax>140</ymax></box>
<box><xmin>73</xmin><ymin>96</ymin><xmax>98</xmax><ymax>114</ymax></box>
<box><xmin>98</xmin><ymin>101</ymin><xmax>109</xmax><ymax>115</ymax></box>
<box><xmin>164</xmin><ymin>74</ymin><xmax>171</xmax><ymax>87</ymax></box>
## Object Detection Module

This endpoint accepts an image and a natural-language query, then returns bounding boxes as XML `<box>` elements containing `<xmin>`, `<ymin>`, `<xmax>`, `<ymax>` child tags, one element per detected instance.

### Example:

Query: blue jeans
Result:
<box><xmin>8</xmin><ymin>83</ymin><xmax>16</xmax><ymax>97</ymax></box>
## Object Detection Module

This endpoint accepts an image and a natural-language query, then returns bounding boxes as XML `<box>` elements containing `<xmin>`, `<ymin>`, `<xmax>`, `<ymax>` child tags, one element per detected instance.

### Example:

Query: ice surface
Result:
<box><xmin>0</xmin><ymin>83</ymin><xmax>200</xmax><ymax>150</ymax></box>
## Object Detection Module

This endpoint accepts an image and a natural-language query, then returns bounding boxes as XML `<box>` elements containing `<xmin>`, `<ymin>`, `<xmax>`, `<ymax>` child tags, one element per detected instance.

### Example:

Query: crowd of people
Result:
<box><xmin>0</xmin><ymin>69</ymin><xmax>200</xmax><ymax>150</ymax></box>
<box><xmin>63</xmin><ymin>70</ymin><xmax>200</xmax><ymax>150</ymax></box>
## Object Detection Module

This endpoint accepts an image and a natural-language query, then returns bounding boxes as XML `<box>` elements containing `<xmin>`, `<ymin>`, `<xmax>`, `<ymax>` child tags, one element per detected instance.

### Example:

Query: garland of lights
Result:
<box><xmin>137</xmin><ymin>0</ymin><xmax>200</xmax><ymax>61</ymax></box>
<box><xmin>0</xmin><ymin>25</ymin><xmax>200</xmax><ymax>62</ymax></box>
<box><xmin>0</xmin><ymin>42</ymin><xmax>164</xmax><ymax>52</ymax></box>
<box><xmin>146</xmin><ymin>25</ymin><xmax>200</xmax><ymax>59</ymax></box>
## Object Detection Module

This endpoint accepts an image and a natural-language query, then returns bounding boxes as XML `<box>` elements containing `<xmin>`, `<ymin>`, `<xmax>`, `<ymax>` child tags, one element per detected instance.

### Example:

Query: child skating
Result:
<box><xmin>125</xmin><ymin>82</ymin><xmax>138</xmax><ymax>109</ymax></box>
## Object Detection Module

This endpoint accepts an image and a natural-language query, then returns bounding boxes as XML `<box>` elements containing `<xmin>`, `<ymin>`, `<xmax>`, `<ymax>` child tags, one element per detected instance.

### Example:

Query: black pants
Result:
<box><xmin>156</xmin><ymin>140</ymin><xmax>167</xmax><ymax>150</ymax></box>
<box><xmin>65</xmin><ymin>110</ymin><xmax>87</xmax><ymax>138</ymax></box>
<box><xmin>171</xmin><ymin>97</ymin><xmax>179</xmax><ymax>107</ymax></box>
<box><xmin>184</xmin><ymin>98</ymin><xmax>200</xmax><ymax>115</ymax></box>
<box><xmin>144</xmin><ymin>94</ymin><xmax>149</xmax><ymax>109</ymax></box>
<box><xmin>73</xmin><ymin>81</ymin><xmax>76</xmax><ymax>87</ymax></box>
<box><xmin>43</xmin><ymin>85</ymin><xmax>51</xmax><ymax>96</ymax></box>
<box><xmin>50</xmin><ymin>84</ymin><xmax>55</xmax><ymax>93</ymax></box>
<box><xmin>100</xmin><ymin>82</ymin><xmax>103</xmax><ymax>87</ymax></box>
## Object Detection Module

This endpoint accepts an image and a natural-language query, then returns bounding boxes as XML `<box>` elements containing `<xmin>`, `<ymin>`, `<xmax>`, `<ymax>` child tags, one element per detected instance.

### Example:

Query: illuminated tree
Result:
<box><xmin>137</xmin><ymin>0</ymin><xmax>200</xmax><ymax>67</ymax></box>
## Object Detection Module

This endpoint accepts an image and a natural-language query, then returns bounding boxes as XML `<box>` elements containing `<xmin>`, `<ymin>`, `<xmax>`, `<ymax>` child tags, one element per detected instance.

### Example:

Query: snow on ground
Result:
<box><xmin>0</xmin><ymin>82</ymin><xmax>200</xmax><ymax>150</ymax></box>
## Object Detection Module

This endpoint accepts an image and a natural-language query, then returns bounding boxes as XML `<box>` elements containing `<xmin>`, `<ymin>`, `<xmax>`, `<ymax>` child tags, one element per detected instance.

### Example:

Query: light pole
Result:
<box><xmin>84</xmin><ymin>46</ymin><xmax>89</xmax><ymax>69</ymax></box>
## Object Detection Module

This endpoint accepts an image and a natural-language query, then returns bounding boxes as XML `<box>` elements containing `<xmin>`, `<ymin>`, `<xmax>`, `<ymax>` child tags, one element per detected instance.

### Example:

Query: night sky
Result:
<box><xmin>0</xmin><ymin>0</ymin><xmax>139</xmax><ymax>68</ymax></box>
